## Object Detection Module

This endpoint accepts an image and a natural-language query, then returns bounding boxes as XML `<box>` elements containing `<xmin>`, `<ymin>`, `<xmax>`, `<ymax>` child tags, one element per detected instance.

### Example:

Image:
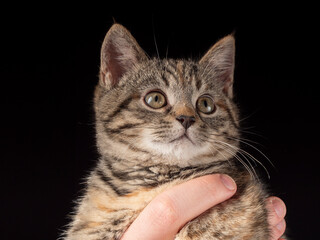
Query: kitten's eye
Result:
<box><xmin>197</xmin><ymin>96</ymin><xmax>216</xmax><ymax>114</ymax></box>
<box><xmin>144</xmin><ymin>91</ymin><xmax>167</xmax><ymax>109</ymax></box>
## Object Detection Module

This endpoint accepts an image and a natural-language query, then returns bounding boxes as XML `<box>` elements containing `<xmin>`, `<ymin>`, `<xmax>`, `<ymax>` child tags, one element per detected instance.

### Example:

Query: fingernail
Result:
<box><xmin>272</xmin><ymin>199</ymin><xmax>284</xmax><ymax>218</ymax></box>
<box><xmin>220</xmin><ymin>174</ymin><xmax>236</xmax><ymax>191</ymax></box>
<box><xmin>276</xmin><ymin>219</ymin><xmax>285</xmax><ymax>231</ymax></box>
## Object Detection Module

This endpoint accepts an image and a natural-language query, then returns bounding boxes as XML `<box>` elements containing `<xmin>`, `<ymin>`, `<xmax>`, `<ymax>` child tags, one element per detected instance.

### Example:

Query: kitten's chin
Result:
<box><xmin>143</xmin><ymin>138</ymin><xmax>217</xmax><ymax>167</ymax></box>
<box><xmin>140</xmin><ymin>129</ymin><xmax>237</xmax><ymax>167</ymax></box>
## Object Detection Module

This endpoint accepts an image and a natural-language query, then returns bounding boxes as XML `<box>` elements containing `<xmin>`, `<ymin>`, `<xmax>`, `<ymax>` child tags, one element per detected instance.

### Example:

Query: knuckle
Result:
<box><xmin>149</xmin><ymin>195</ymin><xmax>180</xmax><ymax>227</ymax></box>
<box><xmin>198</xmin><ymin>175</ymin><xmax>222</xmax><ymax>200</ymax></box>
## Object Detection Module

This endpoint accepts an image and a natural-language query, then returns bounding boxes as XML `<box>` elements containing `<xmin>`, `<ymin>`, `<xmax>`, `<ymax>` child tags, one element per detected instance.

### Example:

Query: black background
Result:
<box><xmin>2</xmin><ymin>4</ymin><xmax>319</xmax><ymax>240</ymax></box>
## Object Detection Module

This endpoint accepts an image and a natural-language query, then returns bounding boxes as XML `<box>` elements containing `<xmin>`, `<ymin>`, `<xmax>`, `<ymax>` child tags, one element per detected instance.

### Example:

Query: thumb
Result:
<box><xmin>121</xmin><ymin>174</ymin><xmax>237</xmax><ymax>240</ymax></box>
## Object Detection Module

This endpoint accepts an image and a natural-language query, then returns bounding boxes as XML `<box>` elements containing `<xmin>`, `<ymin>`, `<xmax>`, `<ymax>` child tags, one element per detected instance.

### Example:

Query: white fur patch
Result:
<box><xmin>140</xmin><ymin>125</ymin><xmax>217</xmax><ymax>167</ymax></box>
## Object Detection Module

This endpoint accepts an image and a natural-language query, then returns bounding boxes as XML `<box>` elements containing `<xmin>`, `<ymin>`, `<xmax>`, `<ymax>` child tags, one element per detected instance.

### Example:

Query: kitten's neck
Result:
<box><xmin>92</xmin><ymin>154</ymin><xmax>242</xmax><ymax>196</ymax></box>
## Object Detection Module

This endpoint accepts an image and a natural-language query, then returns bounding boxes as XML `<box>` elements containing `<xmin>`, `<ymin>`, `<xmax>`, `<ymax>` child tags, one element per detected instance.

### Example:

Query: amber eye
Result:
<box><xmin>197</xmin><ymin>96</ymin><xmax>216</xmax><ymax>114</ymax></box>
<box><xmin>144</xmin><ymin>91</ymin><xmax>167</xmax><ymax>109</ymax></box>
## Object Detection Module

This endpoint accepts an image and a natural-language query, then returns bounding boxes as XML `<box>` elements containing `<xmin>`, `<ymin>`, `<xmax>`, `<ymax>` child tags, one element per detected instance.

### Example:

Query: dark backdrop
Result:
<box><xmin>2</xmin><ymin>4</ymin><xmax>319</xmax><ymax>240</ymax></box>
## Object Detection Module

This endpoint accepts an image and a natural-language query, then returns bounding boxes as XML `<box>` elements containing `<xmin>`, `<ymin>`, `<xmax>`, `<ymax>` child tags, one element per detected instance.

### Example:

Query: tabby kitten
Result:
<box><xmin>64</xmin><ymin>24</ymin><xmax>273</xmax><ymax>239</ymax></box>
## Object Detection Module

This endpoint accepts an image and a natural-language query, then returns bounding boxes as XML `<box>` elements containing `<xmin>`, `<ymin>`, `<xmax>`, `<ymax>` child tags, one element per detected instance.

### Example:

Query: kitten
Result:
<box><xmin>64</xmin><ymin>24</ymin><xmax>274</xmax><ymax>239</ymax></box>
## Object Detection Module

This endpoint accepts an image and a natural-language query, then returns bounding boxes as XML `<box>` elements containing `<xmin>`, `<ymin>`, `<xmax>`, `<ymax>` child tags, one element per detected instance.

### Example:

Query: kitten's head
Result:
<box><xmin>94</xmin><ymin>24</ymin><xmax>240</xmax><ymax>167</ymax></box>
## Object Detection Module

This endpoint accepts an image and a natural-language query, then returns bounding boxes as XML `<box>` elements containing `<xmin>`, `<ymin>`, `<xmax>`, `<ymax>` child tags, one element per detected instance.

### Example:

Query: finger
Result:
<box><xmin>266</xmin><ymin>197</ymin><xmax>287</xmax><ymax>240</ymax></box>
<box><xmin>266</xmin><ymin>197</ymin><xmax>287</xmax><ymax>226</ymax></box>
<box><xmin>271</xmin><ymin>219</ymin><xmax>286</xmax><ymax>240</ymax></box>
<box><xmin>121</xmin><ymin>174</ymin><xmax>237</xmax><ymax>240</ymax></box>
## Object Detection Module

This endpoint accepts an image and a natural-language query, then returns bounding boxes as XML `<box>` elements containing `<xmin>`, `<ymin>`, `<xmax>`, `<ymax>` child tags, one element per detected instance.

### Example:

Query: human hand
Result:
<box><xmin>266</xmin><ymin>196</ymin><xmax>287</xmax><ymax>240</ymax></box>
<box><xmin>121</xmin><ymin>174</ymin><xmax>286</xmax><ymax>240</ymax></box>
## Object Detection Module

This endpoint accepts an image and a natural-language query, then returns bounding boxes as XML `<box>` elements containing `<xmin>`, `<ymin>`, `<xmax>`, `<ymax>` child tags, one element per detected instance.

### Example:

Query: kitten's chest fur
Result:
<box><xmin>66</xmin><ymin>159</ymin><xmax>269</xmax><ymax>240</ymax></box>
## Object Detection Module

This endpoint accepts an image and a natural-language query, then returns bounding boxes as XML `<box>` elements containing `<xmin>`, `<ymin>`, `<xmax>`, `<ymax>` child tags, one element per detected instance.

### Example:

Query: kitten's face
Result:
<box><xmin>95</xmin><ymin>24</ymin><xmax>240</xmax><ymax>167</ymax></box>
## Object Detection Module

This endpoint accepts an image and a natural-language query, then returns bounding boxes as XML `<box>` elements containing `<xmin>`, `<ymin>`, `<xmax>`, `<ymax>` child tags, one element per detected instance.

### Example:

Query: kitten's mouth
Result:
<box><xmin>170</xmin><ymin>133</ymin><xmax>194</xmax><ymax>145</ymax></box>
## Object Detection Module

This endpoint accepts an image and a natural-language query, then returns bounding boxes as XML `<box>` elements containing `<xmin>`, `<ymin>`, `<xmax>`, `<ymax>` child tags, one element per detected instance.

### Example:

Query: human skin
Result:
<box><xmin>121</xmin><ymin>174</ymin><xmax>286</xmax><ymax>240</ymax></box>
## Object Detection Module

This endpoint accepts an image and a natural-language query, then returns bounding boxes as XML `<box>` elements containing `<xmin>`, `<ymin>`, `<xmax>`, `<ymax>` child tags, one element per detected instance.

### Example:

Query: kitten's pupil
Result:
<box><xmin>204</xmin><ymin>100</ymin><xmax>208</xmax><ymax>108</ymax></box>
<box><xmin>155</xmin><ymin>95</ymin><xmax>159</xmax><ymax>102</ymax></box>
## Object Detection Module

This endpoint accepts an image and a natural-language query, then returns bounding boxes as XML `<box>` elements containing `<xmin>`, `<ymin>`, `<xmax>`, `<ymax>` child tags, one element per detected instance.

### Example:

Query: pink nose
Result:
<box><xmin>176</xmin><ymin>115</ymin><xmax>196</xmax><ymax>129</ymax></box>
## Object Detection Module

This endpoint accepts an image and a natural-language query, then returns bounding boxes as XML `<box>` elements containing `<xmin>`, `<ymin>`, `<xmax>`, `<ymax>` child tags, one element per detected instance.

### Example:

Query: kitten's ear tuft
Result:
<box><xmin>200</xmin><ymin>35</ymin><xmax>235</xmax><ymax>98</ymax></box>
<box><xmin>100</xmin><ymin>24</ymin><xmax>148</xmax><ymax>89</ymax></box>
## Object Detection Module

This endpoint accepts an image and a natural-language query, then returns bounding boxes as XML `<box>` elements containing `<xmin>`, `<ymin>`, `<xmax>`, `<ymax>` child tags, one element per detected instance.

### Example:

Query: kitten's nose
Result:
<box><xmin>176</xmin><ymin>115</ymin><xmax>196</xmax><ymax>129</ymax></box>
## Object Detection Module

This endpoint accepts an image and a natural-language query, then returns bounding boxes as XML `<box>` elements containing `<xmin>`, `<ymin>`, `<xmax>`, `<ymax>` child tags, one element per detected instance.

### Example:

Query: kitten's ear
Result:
<box><xmin>199</xmin><ymin>35</ymin><xmax>235</xmax><ymax>98</ymax></box>
<box><xmin>99</xmin><ymin>24</ymin><xmax>148</xmax><ymax>89</ymax></box>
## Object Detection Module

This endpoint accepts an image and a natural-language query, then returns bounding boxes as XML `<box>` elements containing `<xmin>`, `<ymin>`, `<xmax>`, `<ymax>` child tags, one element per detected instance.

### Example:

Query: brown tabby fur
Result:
<box><xmin>64</xmin><ymin>24</ymin><xmax>274</xmax><ymax>239</ymax></box>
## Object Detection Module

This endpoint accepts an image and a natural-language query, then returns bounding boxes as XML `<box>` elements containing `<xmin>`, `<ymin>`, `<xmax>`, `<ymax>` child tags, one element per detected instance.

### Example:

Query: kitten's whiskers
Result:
<box><xmin>210</xmin><ymin>139</ymin><xmax>258</xmax><ymax>180</ymax></box>
<box><xmin>227</xmin><ymin>136</ymin><xmax>274</xmax><ymax>169</ymax></box>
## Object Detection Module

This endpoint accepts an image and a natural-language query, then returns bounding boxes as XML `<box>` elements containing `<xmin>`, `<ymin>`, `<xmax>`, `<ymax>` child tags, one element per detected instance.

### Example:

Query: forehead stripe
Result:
<box><xmin>165</xmin><ymin>60</ymin><xmax>180</xmax><ymax>85</ymax></box>
<box><xmin>160</xmin><ymin>72</ymin><xmax>169</xmax><ymax>86</ymax></box>
<box><xmin>177</xmin><ymin>61</ymin><xmax>186</xmax><ymax>86</ymax></box>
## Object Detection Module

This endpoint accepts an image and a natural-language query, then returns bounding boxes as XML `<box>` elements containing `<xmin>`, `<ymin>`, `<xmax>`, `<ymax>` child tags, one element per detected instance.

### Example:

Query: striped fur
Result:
<box><xmin>64</xmin><ymin>24</ymin><xmax>271</xmax><ymax>239</ymax></box>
